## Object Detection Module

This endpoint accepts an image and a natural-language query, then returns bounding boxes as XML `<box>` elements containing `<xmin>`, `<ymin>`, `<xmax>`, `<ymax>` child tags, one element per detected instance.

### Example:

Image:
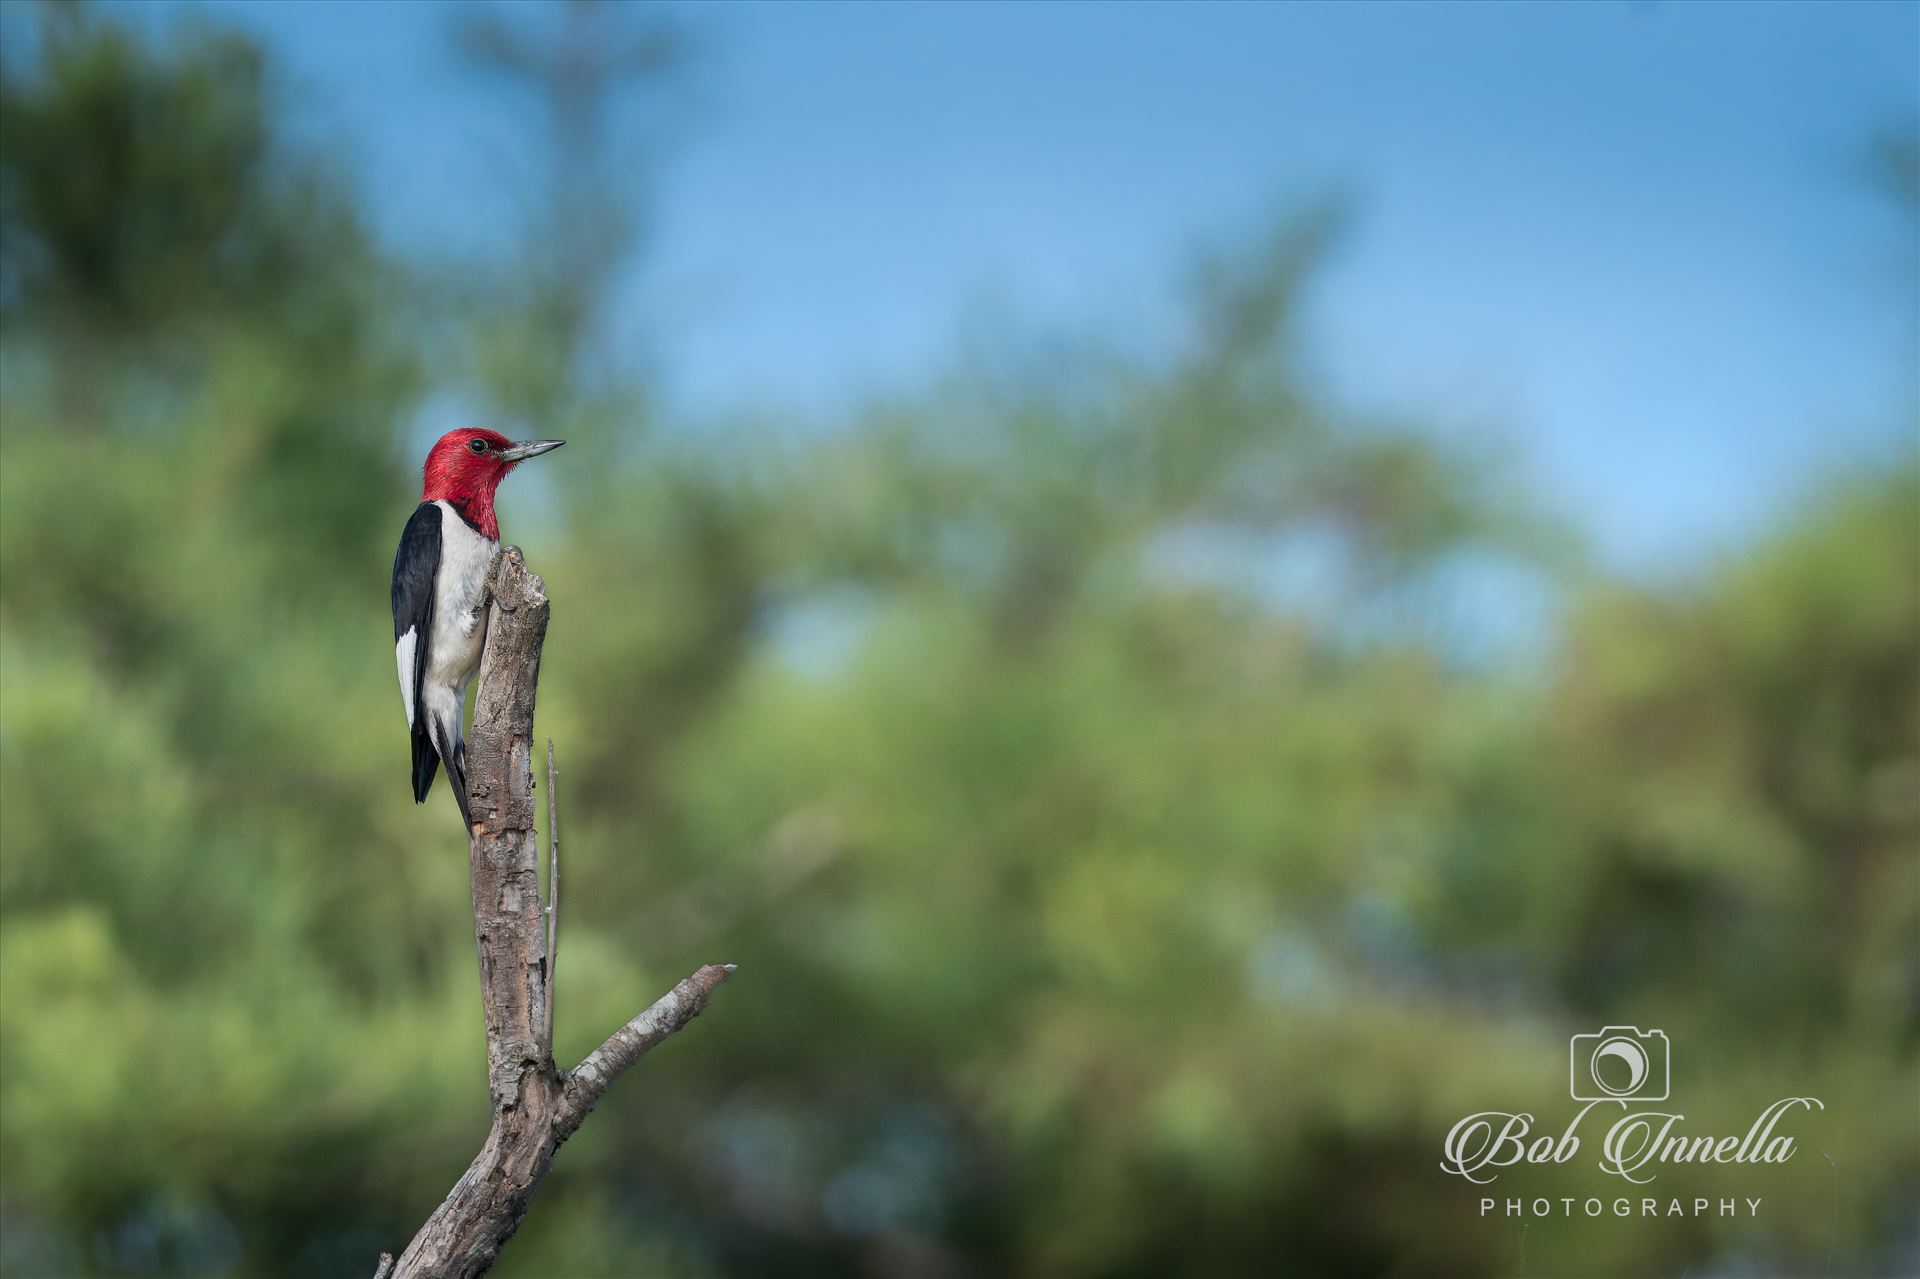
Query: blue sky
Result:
<box><xmin>119</xmin><ymin>0</ymin><xmax>1917</xmax><ymax>571</ymax></box>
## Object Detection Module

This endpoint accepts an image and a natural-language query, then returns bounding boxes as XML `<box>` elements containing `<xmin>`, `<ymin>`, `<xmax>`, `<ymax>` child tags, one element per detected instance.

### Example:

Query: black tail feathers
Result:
<box><xmin>444</xmin><ymin>742</ymin><xmax>471</xmax><ymax>829</ymax></box>
<box><xmin>411</xmin><ymin>721</ymin><xmax>439</xmax><ymax>804</ymax></box>
<box><xmin>413</xmin><ymin>721</ymin><xmax>473</xmax><ymax>830</ymax></box>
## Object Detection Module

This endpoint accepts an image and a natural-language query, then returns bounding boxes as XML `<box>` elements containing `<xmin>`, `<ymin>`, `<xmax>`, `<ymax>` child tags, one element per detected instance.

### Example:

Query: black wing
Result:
<box><xmin>391</xmin><ymin>501</ymin><xmax>441</xmax><ymax>805</ymax></box>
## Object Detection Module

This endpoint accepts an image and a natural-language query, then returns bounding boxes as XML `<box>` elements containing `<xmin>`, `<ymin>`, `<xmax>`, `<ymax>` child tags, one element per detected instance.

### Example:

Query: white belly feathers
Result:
<box><xmin>428</xmin><ymin>499</ymin><xmax>499</xmax><ymax>693</ymax></box>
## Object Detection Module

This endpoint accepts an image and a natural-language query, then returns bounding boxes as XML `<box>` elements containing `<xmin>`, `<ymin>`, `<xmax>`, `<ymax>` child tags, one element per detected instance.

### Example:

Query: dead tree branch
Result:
<box><xmin>381</xmin><ymin>547</ymin><xmax>733</xmax><ymax>1279</ymax></box>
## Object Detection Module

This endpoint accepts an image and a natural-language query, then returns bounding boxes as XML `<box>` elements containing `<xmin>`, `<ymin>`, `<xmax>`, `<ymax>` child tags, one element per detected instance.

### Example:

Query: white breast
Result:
<box><xmin>427</xmin><ymin>500</ymin><xmax>499</xmax><ymax>692</ymax></box>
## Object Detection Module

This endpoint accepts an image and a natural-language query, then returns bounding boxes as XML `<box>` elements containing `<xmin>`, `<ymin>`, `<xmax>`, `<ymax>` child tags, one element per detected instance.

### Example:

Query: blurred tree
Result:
<box><xmin>2</xmin><ymin>8</ymin><xmax>447</xmax><ymax>1276</ymax></box>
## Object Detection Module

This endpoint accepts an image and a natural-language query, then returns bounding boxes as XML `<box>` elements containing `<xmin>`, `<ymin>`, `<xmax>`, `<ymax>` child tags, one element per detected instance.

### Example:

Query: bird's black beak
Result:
<box><xmin>497</xmin><ymin>439</ymin><xmax>565</xmax><ymax>462</ymax></box>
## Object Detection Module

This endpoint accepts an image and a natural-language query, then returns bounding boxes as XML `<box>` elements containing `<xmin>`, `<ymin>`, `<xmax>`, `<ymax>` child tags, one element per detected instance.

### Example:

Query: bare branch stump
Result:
<box><xmin>385</xmin><ymin>547</ymin><xmax>733</xmax><ymax>1279</ymax></box>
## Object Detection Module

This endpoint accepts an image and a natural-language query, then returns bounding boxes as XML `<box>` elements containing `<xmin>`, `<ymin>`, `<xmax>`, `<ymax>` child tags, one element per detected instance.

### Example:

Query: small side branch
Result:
<box><xmin>543</xmin><ymin>737</ymin><xmax>560</xmax><ymax>1060</ymax></box>
<box><xmin>559</xmin><ymin>962</ymin><xmax>735</xmax><ymax>1138</ymax></box>
<box><xmin>383</xmin><ymin>549</ymin><xmax>734</xmax><ymax>1279</ymax></box>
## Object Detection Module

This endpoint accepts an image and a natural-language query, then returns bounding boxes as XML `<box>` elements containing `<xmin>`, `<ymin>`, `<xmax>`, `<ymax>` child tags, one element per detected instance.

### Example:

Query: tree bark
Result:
<box><xmin>381</xmin><ymin>547</ymin><xmax>733</xmax><ymax>1279</ymax></box>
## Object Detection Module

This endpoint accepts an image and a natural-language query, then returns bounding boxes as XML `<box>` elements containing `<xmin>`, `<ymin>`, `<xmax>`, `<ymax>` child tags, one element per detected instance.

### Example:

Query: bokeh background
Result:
<box><xmin>2</xmin><ymin>2</ymin><xmax>1916</xmax><ymax>1276</ymax></box>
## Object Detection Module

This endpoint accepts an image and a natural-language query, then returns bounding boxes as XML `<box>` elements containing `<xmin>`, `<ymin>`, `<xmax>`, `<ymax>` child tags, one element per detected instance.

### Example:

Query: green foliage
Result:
<box><xmin>0</xmin><ymin>8</ymin><xmax>1913</xmax><ymax>1279</ymax></box>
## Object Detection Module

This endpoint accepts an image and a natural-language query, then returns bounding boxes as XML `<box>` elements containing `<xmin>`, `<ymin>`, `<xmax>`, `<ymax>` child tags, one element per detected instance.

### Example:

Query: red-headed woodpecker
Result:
<box><xmin>392</xmin><ymin>428</ymin><xmax>564</xmax><ymax>826</ymax></box>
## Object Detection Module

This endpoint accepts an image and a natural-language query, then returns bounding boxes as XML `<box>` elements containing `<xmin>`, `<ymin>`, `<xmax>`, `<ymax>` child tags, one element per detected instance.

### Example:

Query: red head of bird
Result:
<box><xmin>420</xmin><ymin>428</ymin><xmax>565</xmax><ymax>539</ymax></box>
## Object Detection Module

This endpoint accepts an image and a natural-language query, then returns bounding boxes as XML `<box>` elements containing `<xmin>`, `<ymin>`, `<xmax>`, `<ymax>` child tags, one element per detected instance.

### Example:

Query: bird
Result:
<box><xmin>391</xmin><ymin>428</ymin><xmax>564</xmax><ymax>827</ymax></box>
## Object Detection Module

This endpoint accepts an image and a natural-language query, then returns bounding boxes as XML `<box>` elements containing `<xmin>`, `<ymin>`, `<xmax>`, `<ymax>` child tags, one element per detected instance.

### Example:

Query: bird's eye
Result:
<box><xmin>467</xmin><ymin>438</ymin><xmax>488</xmax><ymax>454</ymax></box>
